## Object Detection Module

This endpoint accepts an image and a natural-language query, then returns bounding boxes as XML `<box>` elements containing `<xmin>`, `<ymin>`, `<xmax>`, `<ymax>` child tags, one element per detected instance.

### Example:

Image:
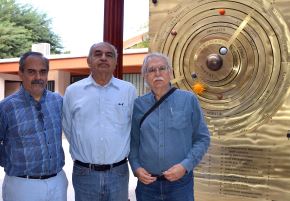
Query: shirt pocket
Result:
<box><xmin>169</xmin><ymin>110</ymin><xmax>188</xmax><ymax>129</ymax></box>
<box><xmin>105</xmin><ymin>102</ymin><xmax>130</xmax><ymax>126</ymax></box>
<box><xmin>10</xmin><ymin>121</ymin><xmax>36</xmax><ymax>138</ymax></box>
<box><xmin>49</xmin><ymin>114</ymin><xmax>62</xmax><ymax>135</ymax></box>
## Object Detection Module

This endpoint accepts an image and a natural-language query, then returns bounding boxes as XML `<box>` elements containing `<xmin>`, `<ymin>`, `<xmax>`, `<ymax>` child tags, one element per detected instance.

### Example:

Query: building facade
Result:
<box><xmin>0</xmin><ymin>48</ymin><xmax>147</xmax><ymax>100</ymax></box>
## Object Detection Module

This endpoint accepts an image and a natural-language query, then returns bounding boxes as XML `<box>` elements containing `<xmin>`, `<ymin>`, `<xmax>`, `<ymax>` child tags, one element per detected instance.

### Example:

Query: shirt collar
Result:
<box><xmin>85</xmin><ymin>74</ymin><xmax>119</xmax><ymax>90</ymax></box>
<box><xmin>20</xmin><ymin>85</ymin><xmax>47</xmax><ymax>103</ymax></box>
<box><xmin>149</xmin><ymin>84</ymin><xmax>172</xmax><ymax>102</ymax></box>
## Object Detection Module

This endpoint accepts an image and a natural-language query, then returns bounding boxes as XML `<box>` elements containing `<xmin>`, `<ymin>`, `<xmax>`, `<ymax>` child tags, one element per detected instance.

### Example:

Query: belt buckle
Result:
<box><xmin>157</xmin><ymin>175</ymin><xmax>166</xmax><ymax>180</ymax></box>
<box><xmin>151</xmin><ymin>174</ymin><xmax>166</xmax><ymax>181</ymax></box>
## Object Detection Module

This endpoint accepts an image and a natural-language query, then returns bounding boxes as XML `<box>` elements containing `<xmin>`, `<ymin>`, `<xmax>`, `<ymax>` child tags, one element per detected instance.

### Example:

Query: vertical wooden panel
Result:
<box><xmin>103</xmin><ymin>0</ymin><xmax>124</xmax><ymax>79</ymax></box>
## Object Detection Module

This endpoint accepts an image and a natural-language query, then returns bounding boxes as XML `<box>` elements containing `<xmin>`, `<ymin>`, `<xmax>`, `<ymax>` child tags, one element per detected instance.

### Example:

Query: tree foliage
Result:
<box><xmin>0</xmin><ymin>0</ymin><xmax>63</xmax><ymax>58</ymax></box>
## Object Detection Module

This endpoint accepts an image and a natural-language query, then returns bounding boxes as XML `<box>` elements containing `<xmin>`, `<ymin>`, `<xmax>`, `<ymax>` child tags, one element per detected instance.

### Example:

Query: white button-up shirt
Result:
<box><xmin>62</xmin><ymin>75</ymin><xmax>137</xmax><ymax>164</ymax></box>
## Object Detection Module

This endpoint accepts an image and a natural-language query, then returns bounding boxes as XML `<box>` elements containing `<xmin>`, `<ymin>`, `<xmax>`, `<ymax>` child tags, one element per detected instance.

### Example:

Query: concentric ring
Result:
<box><xmin>151</xmin><ymin>0</ymin><xmax>290</xmax><ymax>136</ymax></box>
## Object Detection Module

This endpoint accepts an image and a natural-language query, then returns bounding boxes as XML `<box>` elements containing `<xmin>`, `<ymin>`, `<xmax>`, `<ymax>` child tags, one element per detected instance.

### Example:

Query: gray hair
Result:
<box><xmin>141</xmin><ymin>52</ymin><xmax>172</xmax><ymax>76</ymax></box>
<box><xmin>88</xmin><ymin>42</ymin><xmax>118</xmax><ymax>59</ymax></box>
<box><xmin>19</xmin><ymin>51</ymin><xmax>49</xmax><ymax>72</ymax></box>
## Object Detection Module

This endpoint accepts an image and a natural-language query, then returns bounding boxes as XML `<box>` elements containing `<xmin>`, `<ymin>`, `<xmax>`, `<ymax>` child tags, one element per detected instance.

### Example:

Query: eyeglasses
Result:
<box><xmin>146</xmin><ymin>66</ymin><xmax>168</xmax><ymax>74</ymax></box>
<box><xmin>25</xmin><ymin>69</ymin><xmax>48</xmax><ymax>77</ymax></box>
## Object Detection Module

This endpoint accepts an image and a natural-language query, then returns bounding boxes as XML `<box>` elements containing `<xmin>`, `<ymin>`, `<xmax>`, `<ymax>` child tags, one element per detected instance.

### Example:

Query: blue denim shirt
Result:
<box><xmin>0</xmin><ymin>86</ymin><xmax>65</xmax><ymax>176</ymax></box>
<box><xmin>129</xmin><ymin>88</ymin><xmax>210</xmax><ymax>175</ymax></box>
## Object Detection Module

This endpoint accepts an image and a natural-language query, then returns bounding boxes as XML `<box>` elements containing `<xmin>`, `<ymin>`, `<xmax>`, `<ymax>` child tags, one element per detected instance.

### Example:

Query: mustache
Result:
<box><xmin>31</xmin><ymin>80</ymin><xmax>45</xmax><ymax>85</ymax></box>
<box><xmin>153</xmin><ymin>77</ymin><xmax>165</xmax><ymax>82</ymax></box>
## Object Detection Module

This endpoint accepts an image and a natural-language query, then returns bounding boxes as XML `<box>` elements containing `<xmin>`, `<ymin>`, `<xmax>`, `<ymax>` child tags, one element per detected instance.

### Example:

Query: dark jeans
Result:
<box><xmin>135</xmin><ymin>172</ymin><xmax>194</xmax><ymax>201</ymax></box>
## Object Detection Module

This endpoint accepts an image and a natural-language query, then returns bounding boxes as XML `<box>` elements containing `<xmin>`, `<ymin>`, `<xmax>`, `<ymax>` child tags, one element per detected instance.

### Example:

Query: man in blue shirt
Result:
<box><xmin>129</xmin><ymin>52</ymin><xmax>210</xmax><ymax>201</ymax></box>
<box><xmin>62</xmin><ymin>42</ymin><xmax>137</xmax><ymax>201</ymax></box>
<box><xmin>0</xmin><ymin>51</ymin><xmax>68</xmax><ymax>201</ymax></box>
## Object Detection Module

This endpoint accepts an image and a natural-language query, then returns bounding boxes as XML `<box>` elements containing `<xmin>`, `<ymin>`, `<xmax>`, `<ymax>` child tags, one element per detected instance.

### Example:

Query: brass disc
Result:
<box><xmin>151</xmin><ymin>0</ymin><xmax>290</xmax><ymax>137</ymax></box>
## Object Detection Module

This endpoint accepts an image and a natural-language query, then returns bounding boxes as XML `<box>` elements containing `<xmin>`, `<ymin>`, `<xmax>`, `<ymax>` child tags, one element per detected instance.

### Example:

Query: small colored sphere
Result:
<box><xmin>219</xmin><ymin>47</ymin><xmax>228</xmax><ymax>55</ymax></box>
<box><xmin>191</xmin><ymin>73</ymin><xmax>197</xmax><ymax>79</ymax></box>
<box><xmin>171</xmin><ymin>30</ymin><xmax>177</xmax><ymax>36</ymax></box>
<box><xmin>217</xmin><ymin>94</ymin><xmax>223</xmax><ymax>100</ymax></box>
<box><xmin>219</xmin><ymin>9</ymin><xmax>225</xmax><ymax>15</ymax></box>
<box><xmin>192</xmin><ymin>83</ymin><xmax>205</xmax><ymax>95</ymax></box>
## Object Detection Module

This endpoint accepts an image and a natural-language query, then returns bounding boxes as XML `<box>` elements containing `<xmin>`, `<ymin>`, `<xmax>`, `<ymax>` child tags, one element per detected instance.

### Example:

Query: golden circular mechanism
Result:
<box><xmin>151</xmin><ymin>0</ymin><xmax>290</xmax><ymax>136</ymax></box>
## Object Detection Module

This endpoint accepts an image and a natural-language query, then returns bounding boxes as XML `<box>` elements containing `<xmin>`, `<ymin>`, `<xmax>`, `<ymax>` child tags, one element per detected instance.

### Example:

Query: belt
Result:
<box><xmin>151</xmin><ymin>174</ymin><xmax>167</xmax><ymax>181</ymax></box>
<box><xmin>17</xmin><ymin>173</ymin><xmax>57</xmax><ymax>180</ymax></box>
<box><xmin>75</xmin><ymin>158</ymin><xmax>127</xmax><ymax>171</ymax></box>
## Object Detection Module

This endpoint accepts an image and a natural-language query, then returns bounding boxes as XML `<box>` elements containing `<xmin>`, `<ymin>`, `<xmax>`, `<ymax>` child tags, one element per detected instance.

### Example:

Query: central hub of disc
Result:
<box><xmin>206</xmin><ymin>54</ymin><xmax>223</xmax><ymax>71</ymax></box>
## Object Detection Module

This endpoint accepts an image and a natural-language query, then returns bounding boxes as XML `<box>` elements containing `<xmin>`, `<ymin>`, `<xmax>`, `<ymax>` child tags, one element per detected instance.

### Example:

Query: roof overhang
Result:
<box><xmin>0</xmin><ymin>48</ymin><xmax>147</xmax><ymax>75</ymax></box>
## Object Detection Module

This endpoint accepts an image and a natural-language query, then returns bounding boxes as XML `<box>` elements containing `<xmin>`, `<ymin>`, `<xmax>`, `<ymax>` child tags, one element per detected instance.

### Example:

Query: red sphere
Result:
<box><xmin>219</xmin><ymin>9</ymin><xmax>225</xmax><ymax>15</ymax></box>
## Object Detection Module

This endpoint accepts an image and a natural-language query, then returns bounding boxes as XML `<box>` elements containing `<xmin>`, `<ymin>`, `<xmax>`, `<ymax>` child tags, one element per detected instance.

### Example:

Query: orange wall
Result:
<box><xmin>0</xmin><ymin>52</ymin><xmax>146</xmax><ymax>75</ymax></box>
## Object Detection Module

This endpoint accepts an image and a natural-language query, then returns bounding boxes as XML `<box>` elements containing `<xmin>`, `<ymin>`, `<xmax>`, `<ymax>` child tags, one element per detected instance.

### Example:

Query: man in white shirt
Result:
<box><xmin>62</xmin><ymin>42</ymin><xmax>137</xmax><ymax>201</ymax></box>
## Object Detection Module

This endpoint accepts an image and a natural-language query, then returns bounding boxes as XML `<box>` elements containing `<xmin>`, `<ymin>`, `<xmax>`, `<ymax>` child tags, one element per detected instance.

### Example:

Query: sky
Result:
<box><xmin>16</xmin><ymin>0</ymin><xmax>149</xmax><ymax>55</ymax></box>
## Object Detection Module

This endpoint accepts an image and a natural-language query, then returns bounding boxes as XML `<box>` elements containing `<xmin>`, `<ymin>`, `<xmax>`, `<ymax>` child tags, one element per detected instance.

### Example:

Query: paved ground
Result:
<box><xmin>0</xmin><ymin>139</ymin><xmax>138</xmax><ymax>201</ymax></box>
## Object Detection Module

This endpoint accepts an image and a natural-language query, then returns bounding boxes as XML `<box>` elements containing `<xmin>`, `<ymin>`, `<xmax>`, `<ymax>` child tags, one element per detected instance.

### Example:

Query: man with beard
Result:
<box><xmin>129</xmin><ymin>52</ymin><xmax>210</xmax><ymax>201</ymax></box>
<box><xmin>0</xmin><ymin>51</ymin><xmax>68</xmax><ymax>201</ymax></box>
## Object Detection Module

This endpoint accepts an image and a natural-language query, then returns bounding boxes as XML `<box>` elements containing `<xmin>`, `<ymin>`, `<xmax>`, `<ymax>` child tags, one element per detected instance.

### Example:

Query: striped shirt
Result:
<box><xmin>0</xmin><ymin>86</ymin><xmax>64</xmax><ymax>176</ymax></box>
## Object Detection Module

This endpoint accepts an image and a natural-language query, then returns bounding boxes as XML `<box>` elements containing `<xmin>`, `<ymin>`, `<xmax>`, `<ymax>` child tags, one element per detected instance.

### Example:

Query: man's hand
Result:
<box><xmin>163</xmin><ymin>164</ymin><xmax>186</xmax><ymax>181</ymax></box>
<box><xmin>135</xmin><ymin>167</ymin><xmax>157</xmax><ymax>184</ymax></box>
